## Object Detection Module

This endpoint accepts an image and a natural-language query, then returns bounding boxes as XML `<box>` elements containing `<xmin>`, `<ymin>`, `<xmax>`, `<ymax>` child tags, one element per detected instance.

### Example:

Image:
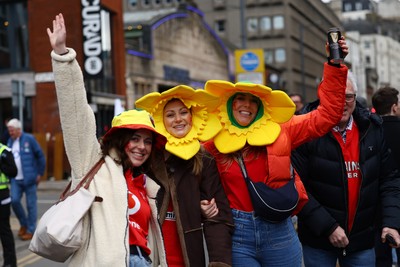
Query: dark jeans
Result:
<box><xmin>375</xmin><ymin>231</ymin><xmax>399</xmax><ymax>267</ymax></box>
<box><xmin>303</xmin><ymin>245</ymin><xmax>375</xmax><ymax>267</ymax></box>
<box><xmin>0</xmin><ymin>200</ymin><xmax>17</xmax><ymax>267</ymax></box>
<box><xmin>10</xmin><ymin>179</ymin><xmax>38</xmax><ymax>234</ymax></box>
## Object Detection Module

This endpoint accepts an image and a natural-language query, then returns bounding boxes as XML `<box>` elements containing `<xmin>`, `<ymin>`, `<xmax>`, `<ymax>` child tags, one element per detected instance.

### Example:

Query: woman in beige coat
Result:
<box><xmin>47</xmin><ymin>13</ymin><xmax>167</xmax><ymax>266</ymax></box>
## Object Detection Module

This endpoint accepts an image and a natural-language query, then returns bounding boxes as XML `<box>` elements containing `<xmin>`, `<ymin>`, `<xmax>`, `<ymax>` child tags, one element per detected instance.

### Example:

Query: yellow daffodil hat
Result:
<box><xmin>135</xmin><ymin>85</ymin><xmax>222</xmax><ymax>160</ymax></box>
<box><xmin>204</xmin><ymin>80</ymin><xmax>296</xmax><ymax>154</ymax></box>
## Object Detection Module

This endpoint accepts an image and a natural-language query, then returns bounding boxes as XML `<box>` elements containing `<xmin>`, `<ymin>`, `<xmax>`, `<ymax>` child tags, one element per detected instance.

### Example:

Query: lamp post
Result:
<box><xmin>299</xmin><ymin>24</ymin><xmax>306</xmax><ymax>100</ymax></box>
<box><xmin>11</xmin><ymin>80</ymin><xmax>25</xmax><ymax>130</ymax></box>
<box><xmin>240</xmin><ymin>0</ymin><xmax>246</xmax><ymax>49</ymax></box>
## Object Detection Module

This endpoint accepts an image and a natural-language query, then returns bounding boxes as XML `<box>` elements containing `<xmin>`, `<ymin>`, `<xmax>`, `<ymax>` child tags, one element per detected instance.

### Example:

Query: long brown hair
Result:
<box><xmin>191</xmin><ymin>146</ymin><xmax>206</xmax><ymax>176</ymax></box>
<box><xmin>100</xmin><ymin>128</ymin><xmax>154</xmax><ymax>172</ymax></box>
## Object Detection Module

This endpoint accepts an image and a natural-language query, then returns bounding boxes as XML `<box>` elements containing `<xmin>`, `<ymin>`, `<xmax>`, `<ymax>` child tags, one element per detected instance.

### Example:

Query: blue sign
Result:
<box><xmin>240</xmin><ymin>52</ymin><xmax>259</xmax><ymax>71</ymax></box>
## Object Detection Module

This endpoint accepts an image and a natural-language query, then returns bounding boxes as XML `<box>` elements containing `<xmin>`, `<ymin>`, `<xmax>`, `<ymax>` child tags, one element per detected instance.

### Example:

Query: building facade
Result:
<box><xmin>0</xmin><ymin>0</ymin><xmax>126</xmax><ymax>179</ymax></box>
<box><xmin>195</xmin><ymin>0</ymin><xmax>343</xmax><ymax>102</ymax></box>
<box><xmin>329</xmin><ymin>0</ymin><xmax>400</xmax><ymax>105</ymax></box>
<box><xmin>123</xmin><ymin>2</ymin><xmax>232</xmax><ymax>108</ymax></box>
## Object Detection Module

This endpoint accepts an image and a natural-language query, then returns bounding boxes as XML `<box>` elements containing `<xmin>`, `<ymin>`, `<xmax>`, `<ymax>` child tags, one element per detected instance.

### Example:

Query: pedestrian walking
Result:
<box><xmin>6</xmin><ymin>118</ymin><xmax>45</xmax><ymax>241</ymax></box>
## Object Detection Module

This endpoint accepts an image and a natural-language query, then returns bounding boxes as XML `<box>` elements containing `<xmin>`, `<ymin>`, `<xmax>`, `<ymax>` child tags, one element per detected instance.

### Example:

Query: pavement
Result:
<box><xmin>11</xmin><ymin>180</ymin><xmax>70</xmax><ymax>254</ymax></box>
<box><xmin>36</xmin><ymin>179</ymin><xmax>70</xmax><ymax>192</ymax></box>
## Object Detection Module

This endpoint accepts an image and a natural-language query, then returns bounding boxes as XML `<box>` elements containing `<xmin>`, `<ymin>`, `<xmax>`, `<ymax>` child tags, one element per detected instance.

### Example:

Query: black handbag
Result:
<box><xmin>236</xmin><ymin>153</ymin><xmax>299</xmax><ymax>223</ymax></box>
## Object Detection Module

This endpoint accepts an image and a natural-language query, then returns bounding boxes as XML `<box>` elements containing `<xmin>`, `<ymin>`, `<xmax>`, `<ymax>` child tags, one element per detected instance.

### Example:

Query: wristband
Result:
<box><xmin>58</xmin><ymin>49</ymin><xmax>69</xmax><ymax>56</ymax></box>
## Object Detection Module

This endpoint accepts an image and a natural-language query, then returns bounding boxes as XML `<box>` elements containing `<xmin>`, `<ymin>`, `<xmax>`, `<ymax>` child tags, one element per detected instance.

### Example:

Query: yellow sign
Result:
<box><xmin>235</xmin><ymin>49</ymin><xmax>265</xmax><ymax>84</ymax></box>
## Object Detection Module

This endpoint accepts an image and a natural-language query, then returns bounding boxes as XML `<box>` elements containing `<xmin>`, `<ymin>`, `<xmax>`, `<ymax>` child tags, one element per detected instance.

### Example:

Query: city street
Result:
<box><xmin>8</xmin><ymin>180</ymin><xmax>70</xmax><ymax>267</ymax></box>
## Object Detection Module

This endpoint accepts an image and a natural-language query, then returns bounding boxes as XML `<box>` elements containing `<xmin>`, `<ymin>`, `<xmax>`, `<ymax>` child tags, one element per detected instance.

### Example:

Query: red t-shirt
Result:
<box><xmin>332</xmin><ymin>122</ymin><xmax>361</xmax><ymax>232</ymax></box>
<box><xmin>125</xmin><ymin>170</ymin><xmax>151</xmax><ymax>255</ymax></box>
<box><xmin>162</xmin><ymin>200</ymin><xmax>184</xmax><ymax>266</ymax></box>
<box><xmin>210</xmin><ymin>150</ymin><xmax>268</xmax><ymax>211</ymax></box>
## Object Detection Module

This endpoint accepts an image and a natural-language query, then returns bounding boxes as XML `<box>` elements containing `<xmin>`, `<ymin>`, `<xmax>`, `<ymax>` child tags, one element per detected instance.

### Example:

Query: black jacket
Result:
<box><xmin>291</xmin><ymin>101</ymin><xmax>400</xmax><ymax>253</ymax></box>
<box><xmin>0</xmin><ymin>143</ymin><xmax>17</xmax><ymax>200</ymax></box>
<box><xmin>0</xmin><ymin>144</ymin><xmax>17</xmax><ymax>178</ymax></box>
<box><xmin>381</xmin><ymin>116</ymin><xmax>400</xmax><ymax>167</ymax></box>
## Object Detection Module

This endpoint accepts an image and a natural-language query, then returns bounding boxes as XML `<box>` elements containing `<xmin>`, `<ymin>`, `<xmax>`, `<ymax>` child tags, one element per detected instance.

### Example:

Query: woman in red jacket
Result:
<box><xmin>203</xmin><ymin>39</ymin><xmax>349</xmax><ymax>266</ymax></box>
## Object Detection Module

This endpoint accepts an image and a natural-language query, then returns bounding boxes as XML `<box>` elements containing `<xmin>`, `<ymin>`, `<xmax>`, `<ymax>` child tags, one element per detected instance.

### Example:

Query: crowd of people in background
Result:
<box><xmin>1</xmin><ymin>11</ymin><xmax>400</xmax><ymax>267</ymax></box>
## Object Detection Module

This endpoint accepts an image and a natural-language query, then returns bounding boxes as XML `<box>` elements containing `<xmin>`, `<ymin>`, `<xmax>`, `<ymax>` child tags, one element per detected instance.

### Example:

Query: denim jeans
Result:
<box><xmin>129</xmin><ymin>253</ymin><xmax>152</xmax><ymax>267</ymax></box>
<box><xmin>303</xmin><ymin>245</ymin><xmax>375</xmax><ymax>267</ymax></box>
<box><xmin>375</xmin><ymin>230</ymin><xmax>399</xmax><ymax>267</ymax></box>
<box><xmin>231</xmin><ymin>209</ymin><xmax>302</xmax><ymax>267</ymax></box>
<box><xmin>10</xmin><ymin>179</ymin><xmax>37</xmax><ymax>234</ymax></box>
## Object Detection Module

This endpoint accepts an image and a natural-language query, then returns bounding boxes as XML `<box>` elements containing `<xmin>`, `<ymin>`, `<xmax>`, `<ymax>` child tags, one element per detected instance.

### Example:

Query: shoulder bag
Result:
<box><xmin>29</xmin><ymin>157</ymin><xmax>105</xmax><ymax>262</ymax></box>
<box><xmin>236</xmin><ymin>153</ymin><xmax>299</xmax><ymax>223</ymax></box>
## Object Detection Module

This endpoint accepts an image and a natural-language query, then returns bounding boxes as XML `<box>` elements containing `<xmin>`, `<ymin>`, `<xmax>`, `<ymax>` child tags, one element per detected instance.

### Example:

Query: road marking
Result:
<box><xmin>38</xmin><ymin>199</ymin><xmax>57</xmax><ymax>204</ymax></box>
<box><xmin>18</xmin><ymin>252</ymin><xmax>41</xmax><ymax>266</ymax></box>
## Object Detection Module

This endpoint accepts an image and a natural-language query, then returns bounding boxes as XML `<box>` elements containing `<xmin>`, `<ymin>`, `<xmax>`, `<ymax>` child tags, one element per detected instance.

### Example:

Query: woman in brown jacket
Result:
<box><xmin>136</xmin><ymin>86</ymin><xmax>234</xmax><ymax>267</ymax></box>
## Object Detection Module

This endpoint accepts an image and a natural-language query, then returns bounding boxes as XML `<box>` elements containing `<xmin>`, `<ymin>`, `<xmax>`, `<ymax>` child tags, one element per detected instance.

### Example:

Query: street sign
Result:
<box><xmin>240</xmin><ymin>52</ymin><xmax>259</xmax><ymax>71</ymax></box>
<box><xmin>234</xmin><ymin>49</ymin><xmax>265</xmax><ymax>84</ymax></box>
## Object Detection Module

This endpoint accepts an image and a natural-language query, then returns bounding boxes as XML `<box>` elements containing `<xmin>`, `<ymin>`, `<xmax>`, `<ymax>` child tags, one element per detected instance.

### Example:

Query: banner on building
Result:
<box><xmin>82</xmin><ymin>0</ymin><xmax>103</xmax><ymax>78</ymax></box>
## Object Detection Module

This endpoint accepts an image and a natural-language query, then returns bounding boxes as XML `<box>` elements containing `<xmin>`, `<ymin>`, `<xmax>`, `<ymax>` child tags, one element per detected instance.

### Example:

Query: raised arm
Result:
<box><xmin>47</xmin><ymin>13</ymin><xmax>68</xmax><ymax>55</ymax></box>
<box><xmin>47</xmin><ymin>13</ymin><xmax>101</xmax><ymax>184</ymax></box>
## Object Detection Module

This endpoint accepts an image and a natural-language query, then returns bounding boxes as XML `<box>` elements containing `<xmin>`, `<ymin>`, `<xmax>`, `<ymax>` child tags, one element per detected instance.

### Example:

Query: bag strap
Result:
<box><xmin>59</xmin><ymin>157</ymin><xmax>105</xmax><ymax>202</ymax></box>
<box><xmin>236</xmin><ymin>152</ymin><xmax>295</xmax><ymax>181</ymax></box>
<box><xmin>236</xmin><ymin>153</ymin><xmax>250</xmax><ymax>181</ymax></box>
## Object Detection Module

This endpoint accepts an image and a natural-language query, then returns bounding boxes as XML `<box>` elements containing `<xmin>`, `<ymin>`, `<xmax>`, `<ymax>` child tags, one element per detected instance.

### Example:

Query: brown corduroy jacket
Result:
<box><xmin>147</xmin><ymin>148</ymin><xmax>234</xmax><ymax>267</ymax></box>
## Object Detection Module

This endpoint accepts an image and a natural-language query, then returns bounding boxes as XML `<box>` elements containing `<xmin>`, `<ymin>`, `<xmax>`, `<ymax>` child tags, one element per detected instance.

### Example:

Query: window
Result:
<box><xmin>215</xmin><ymin>20</ymin><xmax>225</xmax><ymax>33</ymax></box>
<box><xmin>95</xmin><ymin>104</ymin><xmax>114</xmax><ymax>137</ymax></box>
<box><xmin>0</xmin><ymin>2</ymin><xmax>29</xmax><ymax>70</ymax></box>
<box><xmin>247</xmin><ymin>18</ymin><xmax>258</xmax><ymax>32</ymax></box>
<box><xmin>365</xmin><ymin>55</ymin><xmax>370</xmax><ymax>64</ymax></box>
<box><xmin>142</xmin><ymin>0</ymin><xmax>150</xmax><ymax>6</ymax></box>
<box><xmin>275</xmin><ymin>48</ymin><xmax>286</xmax><ymax>63</ymax></box>
<box><xmin>273</xmin><ymin>15</ymin><xmax>284</xmax><ymax>30</ymax></box>
<box><xmin>344</xmin><ymin>3</ymin><xmax>352</xmax><ymax>12</ymax></box>
<box><xmin>364</xmin><ymin>41</ymin><xmax>370</xmax><ymax>48</ymax></box>
<box><xmin>125</xmin><ymin>25</ymin><xmax>151</xmax><ymax>54</ymax></box>
<box><xmin>355</xmin><ymin>2</ymin><xmax>362</xmax><ymax>11</ymax></box>
<box><xmin>129</xmin><ymin>0</ymin><xmax>138</xmax><ymax>7</ymax></box>
<box><xmin>264</xmin><ymin>49</ymin><xmax>273</xmax><ymax>64</ymax></box>
<box><xmin>154</xmin><ymin>0</ymin><xmax>161</xmax><ymax>5</ymax></box>
<box><xmin>260</xmin><ymin>16</ymin><xmax>271</xmax><ymax>31</ymax></box>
